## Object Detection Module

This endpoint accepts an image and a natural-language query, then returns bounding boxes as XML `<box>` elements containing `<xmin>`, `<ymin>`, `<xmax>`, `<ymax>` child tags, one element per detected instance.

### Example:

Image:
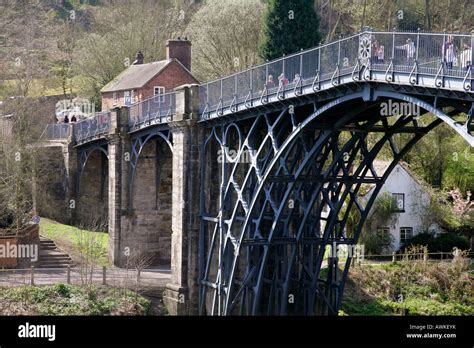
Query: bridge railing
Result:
<box><xmin>199</xmin><ymin>30</ymin><xmax>473</xmax><ymax>120</ymax></box>
<box><xmin>198</xmin><ymin>32</ymin><xmax>361</xmax><ymax>118</ymax></box>
<box><xmin>371</xmin><ymin>31</ymin><xmax>472</xmax><ymax>79</ymax></box>
<box><xmin>73</xmin><ymin>111</ymin><xmax>111</xmax><ymax>144</ymax></box>
<box><xmin>39</xmin><ymin>123</ymin><xmax>71</xmax><ymax>141</ymax></box>
<box><xmin>128</xmin><ymin>91</ymin><xmax>176</xmax><ymax>132</ymax></box>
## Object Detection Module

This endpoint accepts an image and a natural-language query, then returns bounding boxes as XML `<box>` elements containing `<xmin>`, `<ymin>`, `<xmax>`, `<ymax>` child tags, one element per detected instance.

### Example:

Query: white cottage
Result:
<box><xmin>363</xmin><ymin>160</ymin><xmax>443</xmax><ymax>252</ymax></box>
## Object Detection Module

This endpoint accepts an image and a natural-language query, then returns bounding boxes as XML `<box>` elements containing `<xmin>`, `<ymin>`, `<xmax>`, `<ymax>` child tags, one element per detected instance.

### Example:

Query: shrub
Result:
<box><xmin>401</xmin><ymin>232</ymin><xmax>470</xmax><ymax>253</ymax></box>
<box><xmin>434</xmin><ymin>233</ymin><xmax>470</xmax><ymax>252</ymax></box>
<box><xmin>0</xmin><ymin>285</ymin><xmax>151</xmax><ymax>316</ymax></box>
<box><xmin>344</xmin><ymin>247</ymin><xmax>473</xmax><ymax>316</ymax></box>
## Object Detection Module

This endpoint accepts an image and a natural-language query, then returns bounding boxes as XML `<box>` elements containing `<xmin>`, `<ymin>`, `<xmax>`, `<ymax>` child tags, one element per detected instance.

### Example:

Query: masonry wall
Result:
<box><xmin>106</xmin><ymin>85</ymin><xmax>202</xmax><ymax>314</ymax></box>
<box><xmin>34</xmin><ymin>146</ymin><xmax>69</xmax><ymax>224</ymax></box>
<box><xmin>138</xmin><ymin>60</ymin><xmax>198</xmax><ymax>100</ymax></box>
<box><xmin>77</xmin><ymin>150</ymin><xmax>109</xmax><ymax>229</ymax></box>
<box><xmin>120</xmin><ymin>138</ymin><xmax>172</xmax><ymax>266</ymax></box>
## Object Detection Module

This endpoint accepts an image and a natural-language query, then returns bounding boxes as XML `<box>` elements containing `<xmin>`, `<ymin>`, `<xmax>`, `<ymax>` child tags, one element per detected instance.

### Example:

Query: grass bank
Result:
<box><xmin>39</xmin><ymin>218</ymin><xmax>109</xmax><ymax>265</ymax></box>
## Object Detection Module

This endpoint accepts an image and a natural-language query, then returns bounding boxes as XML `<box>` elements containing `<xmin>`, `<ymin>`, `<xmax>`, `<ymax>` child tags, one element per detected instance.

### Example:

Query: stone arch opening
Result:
<box><xmin>77</xmin><ymin>148</ymin><xmax>109</xmax><ymax>229</ymax></box>
<box><xmin>122</xmin><ymin>135</ymin><xmax>173</xmax><ymax>267</ymax></box>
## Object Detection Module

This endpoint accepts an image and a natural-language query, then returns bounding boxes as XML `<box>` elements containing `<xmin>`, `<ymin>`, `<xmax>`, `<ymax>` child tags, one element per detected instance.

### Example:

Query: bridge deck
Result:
<box><xmin>44</xmin><ymin>30</ymin><xmax>473</xmax><ymax>146</ymax></box>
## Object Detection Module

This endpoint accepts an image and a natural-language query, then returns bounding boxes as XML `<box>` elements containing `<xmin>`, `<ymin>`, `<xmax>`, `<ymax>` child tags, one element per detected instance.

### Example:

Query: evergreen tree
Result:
<box><xmin>259</xmin><ymin>0</ymin><xmax>321</xmax><ymax>61</ymax></box>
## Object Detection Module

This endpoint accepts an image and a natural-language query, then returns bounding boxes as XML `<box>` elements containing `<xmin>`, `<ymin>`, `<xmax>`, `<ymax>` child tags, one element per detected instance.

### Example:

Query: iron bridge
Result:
<box><xmin>48</xmin><ymin>29</ymin><xmax>474</xmax><ymax>315</ymax></box>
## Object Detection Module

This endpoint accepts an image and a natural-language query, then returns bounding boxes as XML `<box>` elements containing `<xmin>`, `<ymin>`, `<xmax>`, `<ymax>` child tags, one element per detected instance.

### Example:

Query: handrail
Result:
<box><xmin>74</xmin><ymin>111</ymin><xmax>111</xmax><ymax>144</ymax></box>
<box><xmin>199</xmin><ymin>30</ymin><xmax>472</xmax><ymax>119</ymax></box>
<box><xmin>200</xmin><ymin>32</ymin><xmax>362</xmax><ymax>88</ymax></box>
<box><xmin>199</xmin><ymin>30</ymin><xmax>471</xmax><ymax>90</ymax></box>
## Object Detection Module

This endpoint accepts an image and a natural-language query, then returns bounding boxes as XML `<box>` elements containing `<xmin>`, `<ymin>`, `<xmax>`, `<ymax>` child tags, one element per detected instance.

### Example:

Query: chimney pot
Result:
<box><xmin>134</xmin><ymin>51</ymin><xmax>144</xmax><ymax>65</ymax></box>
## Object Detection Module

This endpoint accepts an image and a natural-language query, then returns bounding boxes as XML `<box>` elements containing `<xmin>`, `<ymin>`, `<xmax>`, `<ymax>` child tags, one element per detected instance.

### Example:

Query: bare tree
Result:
<box><xmin>185</xmin><ymin>0</ymin><xmax>265</xmax><ymax>81</ymax></box>
<box><xmin>73</xmin><ymin>0</ymin><xmax>193</xmax><ymax>105</ymax></box>
<box><xmin>0</xmin><ymin>1</ymin><xmax>58</xmax><ymax>235</ymax></box>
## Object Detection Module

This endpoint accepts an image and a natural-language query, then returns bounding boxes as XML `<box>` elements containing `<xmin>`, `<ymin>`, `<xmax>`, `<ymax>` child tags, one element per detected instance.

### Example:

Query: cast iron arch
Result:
<box><xmin>199</xmin><ymin>88</ymin><xmax>471</xmax><ymax>315</ymax></box>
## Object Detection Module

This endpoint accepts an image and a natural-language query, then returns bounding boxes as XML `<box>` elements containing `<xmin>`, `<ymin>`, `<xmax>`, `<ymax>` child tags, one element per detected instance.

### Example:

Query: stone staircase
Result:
<box><xmin>37</xmin><ymin>237</ymin><xmax>74</xmax><ymax>269</ymax></box>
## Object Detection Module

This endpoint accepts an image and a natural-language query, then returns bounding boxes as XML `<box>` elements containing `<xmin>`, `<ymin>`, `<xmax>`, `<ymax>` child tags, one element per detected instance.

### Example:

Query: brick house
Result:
<box><xmin>100</xmin><ymin>38</ymin><xmax>199</xmax><ymax>111</ymax></box>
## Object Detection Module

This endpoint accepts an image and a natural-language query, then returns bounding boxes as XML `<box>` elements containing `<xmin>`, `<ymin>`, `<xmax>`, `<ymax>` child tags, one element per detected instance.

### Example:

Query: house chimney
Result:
<box><xmin>133</xmin><ymin>51</ymin><xmax>144</xmax><ymax>65</ymax></box>
<box><xmin>166</xmin><ymin>38</ymin><xmax>191</xmax><ymax>71</ymax></box>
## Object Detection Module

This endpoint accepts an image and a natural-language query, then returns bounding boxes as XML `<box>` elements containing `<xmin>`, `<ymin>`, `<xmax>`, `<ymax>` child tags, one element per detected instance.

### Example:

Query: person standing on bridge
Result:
<box><xmin>266</xmin><ymin>74</ymin><xmax>275</xmax><ymax>89</ymax></box>
<box><xmin>278</xmin><ymin>73</ymin><xmax>289</xmax><ymax>87</ymax></box>
<box><xmin>377</xmin><ymin>44</ymin><xmax>385</xmax><ymax>63</ymax></box>
<box><xmin>442</xmin><ymin>35</ymin><xmax>456</xmax><ymax>70</ymax></box>
<box><xmin>460</xmin><ymin>43</ymin><xmax>472</xmax><ymax>72</ymax></box>
<box><xmin>372</xmin><ymin>40</ymin><xmax>380</xmax><ymax>63</ymax></box>
<box><xmin>396</xmin><ymin>38</ymin><xmax>416</xmax><ymax>64</ymax></box>
<box><xmin>293</xmin><ymin>73</ymin><xmax>301</xmax><ymax>85</ymax></box>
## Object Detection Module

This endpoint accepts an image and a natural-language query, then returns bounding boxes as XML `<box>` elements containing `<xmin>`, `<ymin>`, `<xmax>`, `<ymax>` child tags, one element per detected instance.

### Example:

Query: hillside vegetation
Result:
<box><xmin>342</xmin><ymin>250</ymin><xmax>473</xmax><ymax>315</ymax></box>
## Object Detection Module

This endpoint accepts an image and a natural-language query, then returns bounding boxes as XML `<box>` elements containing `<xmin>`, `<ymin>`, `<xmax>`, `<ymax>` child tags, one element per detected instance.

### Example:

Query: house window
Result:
<box><xmin>154</xmin><ymin>86</ymin><xmax>165</xmax><ymax>102</ymax></box>
<box><xmin>400</xmin><ymin>227</ymin><xmax>413</xmax><ymax>246</ymax></box>
<box><xmin>112</xmin><ymin>92</ymin><xmax>118</xmax><ymax>106</ymax></box>
<box><xmin>377</xmin><ymin>227</ymin><xmax>391</xmax><ymax>246</ymax></box>
<box><xmin>124</xmin><ymin>91</ymin><xmax>131</xmax><ymax>106</ymax></box>
<box><xmin>392</xmin><ymin>193</ymin><xmax>405</xmax><ymax>212</ymax></box>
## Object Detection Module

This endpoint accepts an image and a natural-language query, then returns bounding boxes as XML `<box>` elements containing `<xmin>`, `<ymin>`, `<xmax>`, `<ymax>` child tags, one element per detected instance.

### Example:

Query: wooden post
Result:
<box><xmin>423</xmin><ymin>249</ymin><xmax>428</xmax><ymax>263</ymax></box>
<box><xmin>67</xmin><ymin>265</ymin><xmax>71</xmax><ymax>284</ymax></box>
<box><xmin>392</xmin><ymin>252</ymin><xmax>396</xmax><ymax>263</ymax></box>
<box><xmin>102</xmin><ymin>266</ymin><xmax>107</xmax><ymax>285</ymax></box>
<box><xmin>136</xmin><ymin>269</ymin><xmax>141</xmax><ymax>285</ymax></box>
<box><xmin>30</xmin><ymin>266</ymin><xmax>34</xmax><ymax>286</ymax></box>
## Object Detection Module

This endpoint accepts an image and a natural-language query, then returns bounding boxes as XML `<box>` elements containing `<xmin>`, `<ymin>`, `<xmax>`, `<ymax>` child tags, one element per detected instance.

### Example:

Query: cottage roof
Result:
<box><xmin>101</xmin><ymin>60</ymin><xmax>170</xmax><ymax>93</ymax></box>
<box><xmin>361</xmin><ymin>160</ymin><xmax>426</xmax><ymax>197</ymax></box>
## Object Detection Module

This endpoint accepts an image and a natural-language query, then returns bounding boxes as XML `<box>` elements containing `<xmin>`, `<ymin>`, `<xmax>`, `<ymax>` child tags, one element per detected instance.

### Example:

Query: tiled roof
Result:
<box><xmin>101</xmin><ymin>60</ymin><xmax>170</xmax><ymax>93</ymax></box>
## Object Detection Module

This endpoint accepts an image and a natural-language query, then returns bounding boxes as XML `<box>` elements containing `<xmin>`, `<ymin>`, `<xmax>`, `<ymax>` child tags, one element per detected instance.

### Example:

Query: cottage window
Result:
<box><xmin>112</xmin><ymin>92</ymin><xmax>118</xmax><ymax>106</ymax></box>
<box><xmin>377</xmin><ymin>227</ymin><xmax>391</xmax><ymax>246</ymax></box>
<box><xmin>400</xmin><ymin>227</ymin><xmax>413</xmax><ymax>245</ymax></box>
<box><xmin>392</xmin><ymin>193</ymin><xmax>405</xmax><ymax>212</ymax></box>
<box><xmin>154</xmin><ymin>86</ymin><xmax>165</xmax><ymax>103</ymax></box>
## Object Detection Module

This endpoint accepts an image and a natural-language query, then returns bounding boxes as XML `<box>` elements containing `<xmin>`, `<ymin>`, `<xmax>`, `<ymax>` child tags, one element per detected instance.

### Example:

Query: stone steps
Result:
<box><xmin>37</xmin><ymin>237</ymin><xmax>74</xmax><ymax>269</ymax></box>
